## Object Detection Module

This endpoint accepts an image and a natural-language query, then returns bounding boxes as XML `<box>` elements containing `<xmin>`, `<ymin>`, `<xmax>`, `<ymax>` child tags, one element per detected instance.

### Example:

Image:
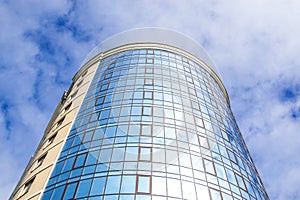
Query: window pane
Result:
<box><xmin>62</xmin><ymin>157</ymin><xmax>76</xmax><ymax>172</ymax></box>
<box><xmin>142</xmin><ymin>106</ymin><xmax>152</xmax><ymax>116</ymax></box>
<box><xmin>99</xmin><ymin>148</ymin><xmax>112</xmax><ymax>163</ymax></box>
<box><xmin>74</xmin><ymin>154</ymin><xmax>87</xmax><ymax>169</ymax></box>
<box><xmin>144</xmin><ymin>91</ymin><xmax>153</xmax><ymax>99</ymax></box>
<box><xmin>85</xmin><ymin>151</ymin><xmax>100</xmax><ymax>166</ymax></box>
<box><xmin>152</xmin><ymin>176</ymin><xmax>166</xmax><ymax>195</ymax></box>
<box><xmin>210</xmin><ymin>188</ymin><xmax>222</xmax><ymax>200</ymax></box>
<box><xmin>105</xmin><ymin>176</ymin><xmax>121</xmax><ymax>194</ymax></box>
<box><xmin>204</xmin><ymin>159</ymin><xmax>215</xmax><ymax>175</ymax></box>
<box><xmin>215</xmin><ymin>163</ymin><xmax>226</xmax><ymax>179</ymax></box>
<box><xmin>63</xmin><ymin>182</ymin><xmax>78</xmax><ymax>200</ymax></box>
<box><xmin>196</xmin><ymin>184</ymin><xmax>210</xmax><ymax>200</ymax></box>
<box><xmin>111</xmin><ymin>147</ymin><xmax>125</xmax><ymax>161</ymax></box>
<box><xmin>137</xmin><ymin>176</ymin><xmax>151</xmax><ymax>193</ymax></box>
<box><xmin>121</xmin><ymin>175</ymin><xmax>136</xmax><ymax>193</ymax></box>
<box><xmin>75</xmin><ymin>179</ymin><xmax>92</xmax><ymax>198</ymax></box>
<box><xmin>167</xmin><ymin>178</ymin><xmax>181</xmax><ymax>198</ymax></box>
<box><xmin>51</xmin><ymin>185</ymin><xmax>64</xmax><ymax>200</ymax></box>
<box><xmin>182</xmin><ymin>181</ymin><xmax>196</xmax><ymax>199</ymax></box>
<box><xmin>141</xmin><ymin>125</ymin><xmax>152</xmax><ymax>136</ymax></box>
<box><xmin>139</xmin><ymin>147</ymin><xmax>151</xmax><ymax>161</ymax></box>
<box><xmin>90</xmin><ymin>177</ymin><xmax>106</xmax><ymax>195</ymax></box>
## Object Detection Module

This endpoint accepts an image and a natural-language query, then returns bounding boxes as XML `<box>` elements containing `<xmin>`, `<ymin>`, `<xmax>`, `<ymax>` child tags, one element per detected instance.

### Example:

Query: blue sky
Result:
<box><xmin>1</xmin><ymin>0</ymin><xmax>300</xmax><ymax>199</ymax></box>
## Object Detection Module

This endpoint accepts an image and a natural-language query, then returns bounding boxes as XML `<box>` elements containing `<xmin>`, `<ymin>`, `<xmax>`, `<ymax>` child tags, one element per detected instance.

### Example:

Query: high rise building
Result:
<box><xmin>10</xmin><ymin>28</ymin><xmax>269</xmax><ymax>200</ymax></box>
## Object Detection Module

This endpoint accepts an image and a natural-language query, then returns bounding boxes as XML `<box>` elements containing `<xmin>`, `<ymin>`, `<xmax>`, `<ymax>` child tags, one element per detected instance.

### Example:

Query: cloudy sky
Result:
<box><xmin>1</xmin><ymin>0</ymin><xmax>300</xmax><ymax>199</ymax></box>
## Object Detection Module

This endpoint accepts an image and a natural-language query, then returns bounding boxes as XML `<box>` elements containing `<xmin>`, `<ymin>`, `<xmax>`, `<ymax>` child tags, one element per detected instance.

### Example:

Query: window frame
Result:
<box><xmin>35</xmin><ymin>153</ymin><xmax>47</xmax><ymax>168</ymax></box>
<box><xmin>136</xmin><ymin>175</ymin><xmax>152</xmax><ymax>194</ymax></box>
<box><xmin>21</xmin><ymin>177</ymin><xmax>35</xmax><ymax>196</ymax></box>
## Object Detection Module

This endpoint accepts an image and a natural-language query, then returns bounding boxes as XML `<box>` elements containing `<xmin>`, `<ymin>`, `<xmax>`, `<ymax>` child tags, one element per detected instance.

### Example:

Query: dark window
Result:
<box><xmin>64</xmin><ymin>103</ymin><xmax>72</xmax><ymax>112</ymax></box>
<box><xmin>57</xmin><ymin>117</ymin><xmax>65</xmax><ymax>127</ymax></box>
<box><xmin>81</xmin><ymin>70</ymin><xmax>88</xmax><ymax>77</ymax></box>
<box><xmin>36</xmin><ymin>154</ymin><xmax>47</xmax><ymax>168</ymax></box>
<box><xmin>71</xmin><ymin>90</ymin><xmax>78</xmax><ymax>99</ymax></box>
<box><xmin>76</xmin><ymin>80</ymin><xmax>83</xmax><ymax>87</ymax></box>
<box><xmin>23</xmin><ymin>177</ymin><xmax>35</xmax><ymax>195</ymax></box>
<box><xmin>48</xmin><ymin>133</ymin><xmax>57</xmax><ymax>144</ymax></box>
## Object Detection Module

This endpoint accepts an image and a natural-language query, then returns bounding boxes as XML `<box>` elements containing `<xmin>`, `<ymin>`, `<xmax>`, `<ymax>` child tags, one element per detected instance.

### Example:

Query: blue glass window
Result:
<box><xmin>142</xmin><ymin>106</ymin><xmax>152</xmax><ymax>116</ymax></box>
<box><xmin>62</xmin><ymin>182</ymin><xmax>78</xmax><ymax>200</ymax></box>
<box><xmin>105</xmin><ymin>176</ymin><xmax>121</xmax><ymax>194</ymax></box>
<box><xmin>90</xmin><ymin>177</ymin><xmax>106</xmax><ymax>195</ymax></box>
<box><xmin>99</xmin><ymin>148</ymin><xmax>112</xmax><ymax>163</ymax></box>
<box><xmin>137</xmin><ymin>175</ymin><xmax>151</xmax><ymax>193</ymax></box>
<box><xmin>62</xmin><ymin>157</ymin><xmax>76</xmax><ymax>172</ymax></box>
<box><xmin>120</xmin><ymin>175</ymin><xmax>136</xmax><ymax>193</ymax></box>
<box><xmin>139</xmin><ymin>147</ymin><xmax>151</xmax><ymax>161</ymax></box>
<box><xmin>73</xmin><ymin>153</ymin><xmax>87</xmax><ymax>169</ymax></box>
<box><xmin>50</xmin><ymin>185</ymin><xmax>64</xmax><ymax>200</ymax></box>
<box><xmin>75</xmin><ymin>179</ymin><xmax>92</xmax><ymax>198</ymax></box>
<box><xmin>143</xmin><ymin>91</ymin><xmax>153</xmax><ymax>99</ymax></box>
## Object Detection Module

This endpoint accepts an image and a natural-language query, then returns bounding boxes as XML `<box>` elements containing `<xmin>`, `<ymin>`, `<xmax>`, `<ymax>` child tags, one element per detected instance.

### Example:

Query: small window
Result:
<box><xmin>186</xmin><ymin>76</ymin><xmax>194</xmax><ymax>84</ymax></box>
<box><xmin>108</xmin><ymin>63</ymin><xmax>115</xmax><ymax>70</ymax></box>
<box><xmin>81</xmin><ymin>70</ymin><xmax>88</xmax><ymax>77</ymax></box>
<box><xmin>146</xmin><ymin>58</ymin><xmax>154</xmax><ymax>64</ymax></box>
<box><xmin>227</xmin><ymin>150</ymin><xmax>237</xmax><ymax>164</ymax></box>
<box><xmin>142</xmin><ymin>106</ymin><xmax>152</xmax><ymax>116</ymax></box>
<box><xmin>147</xmin><ymin>50</ymin><xmax>154</xmax><ymax>54</ymax></box>
<box><xmin>73</xmin><ymin>153</ymin><xmax>87</xmax><ymax>169</ymax></box>
<box><xmin>76</xmin><ymin>80</ymin><xmax>83</xmax><ymax>88</ymax></box>
<box><xmin>144</xmin><ymin>78</ymin><xmax>153</xmax><ymax>85</ymax></box>
<box><xmin>64</xmin><ymin>103</ymin><xmax>72</xmax><ymax>112</ymax></box>
<box><xmin>71</xmin><ymin>90</ymin><xmax>78</xmax><ymax>99</ymax></box>
<box><xmin>204</xmin><ymin>159</ymin><xmax>216</xmax><ymax>175</ymax></box>
<box><xmin>36</xmin><ymin>154</ymin><xmax>47</xmax><ymax>168</ymax></box>
<box><xmin>57</xmin><ymin>116</ymin><xmax>65</xmax><ymax>127</ymax></box>
<box><xmin>95</xmin><ymin>96</ymin><xmax>105</xmax><ymax>106</ymax></box>
<box><xmin>104</xmin><ymin>72</ymin><xmax>112</xmax><ymax>80</ymax></box>
<box><xmin>139</xmin><ymin>147</ymin><xmax>152</xmax><ymax>161</ymax></box>
<box><xmin>100</xmin><ymin>83</ymin><xmax>109</xmax><ymax>91</ymax></box>
<box><xmin>141</xmin><ymin>125</ymin><xmax>152</xmax><ymax>136</ymax></box>
<box><xmin>195</xmin><ymin>117</ymin><xmax>204</xmax><ymax>128</ymax></box>
<box><xmin>235</xmin><ymin>173</ymin><xmax>247</xmax><ymax>190</ymax></box>
<box><xmin>145</xmin><ymin>68</ymin><xmax>153</xmax><ymax>74</ymax></box>
<box><xmin>136</xmin><ymin>175</ymin><xmax>151</xmax><ymax>193</ymax></box>
<box><xmin>62</xmin><ymin>182</ymin><xmax>78</xmax><ymax>200</ymax></box>
<box><xmin>48</xmin><ymin>133</ymin><xmax>57</xmax><ymax>145</ymax></box>
<box><xmin>209</xmin><ymin>188</ymin><xmax>222</xmax><ymax>200</ymax></box>
<box><xmin>198</xmin><ymin>135</ymin><xmax>209</xmax><ymax>149</ymax></box>
<box><xmin>22</xmin><ymin>177</ymin><xmax>35</xmax><ymax>195</ymax></box>
<box><xmin>143</xmin><ymin>91</ymin><xmax>153</xmax><ymax>99</ymax></box>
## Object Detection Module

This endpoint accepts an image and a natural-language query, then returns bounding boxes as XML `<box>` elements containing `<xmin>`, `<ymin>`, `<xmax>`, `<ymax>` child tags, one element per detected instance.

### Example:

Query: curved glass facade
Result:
<box><xmin>41</xmin><ymin>48</ymin><xmax>268</xmax><ymax>200</ymax></box>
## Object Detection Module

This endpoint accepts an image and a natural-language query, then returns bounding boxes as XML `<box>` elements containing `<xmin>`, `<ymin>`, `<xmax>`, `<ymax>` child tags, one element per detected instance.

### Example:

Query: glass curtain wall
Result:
<box><xmin>41</xmin><ymin>48</ymin><xmax>268</xmax><ymax>200</ymax></box>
